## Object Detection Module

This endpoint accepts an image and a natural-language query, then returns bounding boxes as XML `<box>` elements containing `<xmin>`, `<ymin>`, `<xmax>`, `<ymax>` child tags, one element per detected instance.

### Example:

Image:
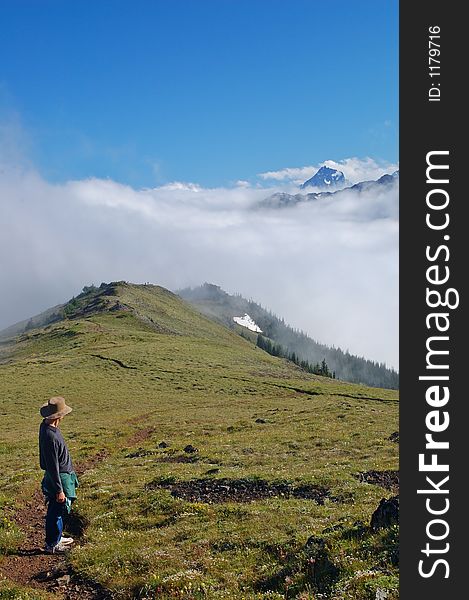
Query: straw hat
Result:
<box><xmin>40</xmin><ymin>396</ymin><xmax>73</xmax><ymax>419</ymax></box>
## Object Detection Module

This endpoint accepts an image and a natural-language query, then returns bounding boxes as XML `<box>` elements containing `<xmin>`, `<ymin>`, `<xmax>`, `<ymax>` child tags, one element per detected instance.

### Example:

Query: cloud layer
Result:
<box><xmin>0</xmin><ymin>160</ymin><xmax>398</xmax><ymax>369</ymax></box>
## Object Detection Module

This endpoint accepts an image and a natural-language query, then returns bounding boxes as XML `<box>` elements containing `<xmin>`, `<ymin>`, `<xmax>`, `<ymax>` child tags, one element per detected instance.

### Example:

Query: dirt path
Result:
<box><xmin>0</xmin><ymin>426</ymin><xmax>155</xmax><ymax>598</ymax></box>
<box><xmin>0</xmin><ymin>488</ymin><xmax>110</xmax><ymax>599</ymax></box>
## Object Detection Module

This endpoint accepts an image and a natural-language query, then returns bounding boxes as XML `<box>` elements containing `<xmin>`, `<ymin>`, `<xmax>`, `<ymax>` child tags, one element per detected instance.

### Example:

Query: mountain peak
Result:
<box><xmin>301</xmin><ymin>165</ymin><xmax>346</xmax><ymax>190</ymax></box>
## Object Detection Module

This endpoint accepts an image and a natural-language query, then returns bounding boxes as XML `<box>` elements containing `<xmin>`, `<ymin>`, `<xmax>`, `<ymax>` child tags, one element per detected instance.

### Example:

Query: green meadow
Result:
<box><xmin>0</xmin><ymin>283</ymin><xmax>398</xmax><ymax>599</ymax></box>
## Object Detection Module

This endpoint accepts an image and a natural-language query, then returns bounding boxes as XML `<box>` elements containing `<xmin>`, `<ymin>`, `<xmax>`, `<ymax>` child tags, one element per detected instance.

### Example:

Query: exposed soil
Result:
<box><xmin>125</xmin><ymin>425</ymin><xmax>157</xmax><ymax>446</ymax></box>
<box><xmin>90</xmin><ymin>354</ymin><xmax>137</xmax><ymax>370</ymax></box>
<box><xmin>124</xmin><ymin>448</ymin><xmax>157</xmax><ymax>458</ymax></box>
<box><xmin>74</xmin><ymin>450</ymin><xmax>110</xmax><ymax>476</ymax></box>
<box><xmin>357</xmin><ymin>470</ymin><xmax>399</xmax><ymax>490</ymax></box>
<box><xmin>148</xmin><ymin>477</ymin><xmax>330</xmax><ymax>504</ymax></box>
<box><xmin>0</xmin><ymin>489</ymin><xmax>110</xmax><ymax>599</ymax></box>
<box><xmin>155</xmin><ymin>454</ymin><xmax>199</xmax><ymax>464</ymax></box>
<box><xmin>125</xmin><ymin>411</ymin><xmax>156</xmax><ymax>426</ymax></box>
<box><xmin>257</xmin><ymin>380</ymin><xmax>394</xmax><ymax>403</ymax></box>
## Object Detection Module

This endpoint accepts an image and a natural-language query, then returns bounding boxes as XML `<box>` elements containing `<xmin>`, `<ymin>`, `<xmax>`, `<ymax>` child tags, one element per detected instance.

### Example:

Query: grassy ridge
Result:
<box><xmin>0</xmin><ymin>283</ymin><xmax>398</xmax><ymax>599</ymax></box>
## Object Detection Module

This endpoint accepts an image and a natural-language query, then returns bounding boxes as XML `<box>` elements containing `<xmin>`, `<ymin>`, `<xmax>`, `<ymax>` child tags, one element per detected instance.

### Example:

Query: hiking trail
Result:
<box><xmin>0</xmin><ymin>426</ymin><xmax>156</xmax><ymax>599</ymax></box>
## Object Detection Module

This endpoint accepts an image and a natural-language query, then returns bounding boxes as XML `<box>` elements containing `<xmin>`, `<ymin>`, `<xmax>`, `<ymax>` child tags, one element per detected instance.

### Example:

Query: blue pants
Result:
<box><xmin>45</xmin><ymin>497</ymin><xmax>71</xmax><ymax>547</ymax></box>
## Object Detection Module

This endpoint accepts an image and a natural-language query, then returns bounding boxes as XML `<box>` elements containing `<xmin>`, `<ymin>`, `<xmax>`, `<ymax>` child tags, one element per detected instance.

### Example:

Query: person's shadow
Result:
<box><xmin>16</xmin><ymin>548</ymin><xmax>46</xmax><ymax>556</ymax></box>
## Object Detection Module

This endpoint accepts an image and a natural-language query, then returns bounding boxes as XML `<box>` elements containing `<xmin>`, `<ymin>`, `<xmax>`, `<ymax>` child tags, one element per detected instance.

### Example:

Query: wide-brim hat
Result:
<box><xmin>40</xmin><ymin>396</ymin><xmax>73</xmax><ymax>419</ymax></box>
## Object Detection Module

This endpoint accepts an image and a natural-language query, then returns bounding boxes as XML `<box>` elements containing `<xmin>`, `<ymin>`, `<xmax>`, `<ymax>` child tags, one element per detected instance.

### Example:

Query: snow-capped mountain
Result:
<box><xmin>258</xmin><ymin>171</ymin><xmax>399</xmax><ymax>209</ymax></box>
<box><xmin>233</xmin><ymin>314</ymin><xmax>263</xmax><ymax>333</ymax></box>
<box><xmin>300</xmin><ymin>165</ymin><xmax>346</xmax><ymax>189</ymax></box>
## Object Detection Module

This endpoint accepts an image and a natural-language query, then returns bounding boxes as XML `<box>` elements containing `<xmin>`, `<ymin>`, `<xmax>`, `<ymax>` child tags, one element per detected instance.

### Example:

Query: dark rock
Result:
<box><xmin>301</xmin><ymin>166</ymin><xmax>346</xmax><ymax>189</ymax></box>
<box><xmin>371</xmin><ymin>495</ymin><xmax>399</xmax><ymax>530</ymax></box>
<box><xmin>304</xmin><ymin>535</ymin><xmax>339</xmax><ymax>593</ymax></box>
<box><xmin>158</xmin><ymin>441</ymin><xmax>169</xmax><ymax>448</ymax></box>
<box><xmin>183</xmin><ymin>444</ymin><xmax>198</xmax><ymax>454</ymax></box>
<box><xmin>255</xmin><ymin>418</ymin><xmax>266</xmax><ymax>424</ymax></box>
<box><xmin>108</xmin><ymin>301</ymin><xmax>128</xmax><ymax>312</ymax></box>
<box><xmin>305</xmin><ymin>535</ymin><xmax>326</xmax><ymax>552</ymax></box>
<box><xmin>388</xmin><ymin>431</ymin><xmax>399</xmax><ymax>443</ymax></box>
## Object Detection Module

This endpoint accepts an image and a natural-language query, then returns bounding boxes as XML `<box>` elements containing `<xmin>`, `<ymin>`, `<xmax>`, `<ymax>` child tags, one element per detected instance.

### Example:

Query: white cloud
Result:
<box><xmin>156</xmin><ymin>181</ymin><xmax>202</xmax><ymax>192</ymax></box>
<box><xmin>323</xmin><ymin>157</ymin><xmax>398</xmax><ymax>184</ymax></box>
<box><xmin>0</xmin><ymin>159</ymin><xmax>398</xmax><ymax>369</ymax></box>
<box><xmin>258</xmin><ymin>165</ymin><xmax>317</xmax><ymax>183</ymax></box>
<box><xmin>258</xmin><ymin>157</ymin><xmax>398</xmax><ymax>186</ymax></box>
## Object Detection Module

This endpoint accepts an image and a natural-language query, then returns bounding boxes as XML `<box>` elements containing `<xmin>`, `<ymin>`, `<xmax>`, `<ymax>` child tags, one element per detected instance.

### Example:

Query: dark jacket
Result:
<box><xmin>39</xmin><ymin>420</ymin><xmax>74</xmax><ymax>494</ymax></box>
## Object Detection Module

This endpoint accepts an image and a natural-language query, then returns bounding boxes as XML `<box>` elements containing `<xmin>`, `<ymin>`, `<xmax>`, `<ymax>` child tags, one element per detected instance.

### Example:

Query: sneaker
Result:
<box><xmin>59</xmin><ymin>536</ymin><xmax>74</xmax><ymax>545</ymax></box>
<box><xmin>44</xmin><ymin>541</ymin><xmax>71</xmax><ymax>554</ymax></box>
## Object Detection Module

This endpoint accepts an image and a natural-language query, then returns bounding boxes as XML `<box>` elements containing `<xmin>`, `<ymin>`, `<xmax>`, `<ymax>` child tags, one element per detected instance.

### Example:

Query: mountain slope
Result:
<box><xmin>0</xmin><ymin>281</ymin><xmax>218</xmax><ymax>342</ymax></box>
<box><xmin>300</xmin><ymin>165</ymin><xmax>346</xmax><ymax>189</ymax></box>
<box><xmin>0</xmin><ymin>282</ymin><xmax>398</xmax><ymax>599</ymax></box>
<box><xmin>178</xmin><ymin>283</ymin><xmax>398</xmax><ymax>389</ymax></box>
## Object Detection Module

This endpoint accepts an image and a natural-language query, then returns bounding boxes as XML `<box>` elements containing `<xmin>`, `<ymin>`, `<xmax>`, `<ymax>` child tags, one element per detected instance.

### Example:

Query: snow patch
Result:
<box><xmin>233</xmin><ymin>314</ymin><xmax>263</xmax><ymax>333</ymax></box>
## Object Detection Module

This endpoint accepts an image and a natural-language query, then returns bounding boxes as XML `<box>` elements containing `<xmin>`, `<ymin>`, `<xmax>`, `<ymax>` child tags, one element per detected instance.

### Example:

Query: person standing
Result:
<box><xmin>39</xmin><ymin>396</ymin><xmax>79</xmax><ymax>554</ymax></box>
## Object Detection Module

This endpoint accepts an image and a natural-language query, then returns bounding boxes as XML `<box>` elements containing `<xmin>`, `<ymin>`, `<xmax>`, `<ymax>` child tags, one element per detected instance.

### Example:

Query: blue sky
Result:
<box><xmin>1</xmin><ymin>1</ymin><xmax>399</xmax><ymax>366</ymax></box>
<box><xmin>1</xmin><ymin>0</ymin><xmax>398</xmax><ymax>187</ymax></box>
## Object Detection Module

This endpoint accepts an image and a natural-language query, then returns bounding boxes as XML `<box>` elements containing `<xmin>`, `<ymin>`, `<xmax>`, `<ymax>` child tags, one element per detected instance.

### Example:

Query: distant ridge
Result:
<box><xmin>178</xmin><ymin>283</ymin><xmax>399</xmax><ymax>389</ymax></box>
<box><xmin>260</xmin><ymin>170</ymin><xmax>399</xmax><ymax>209</ymax></box>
